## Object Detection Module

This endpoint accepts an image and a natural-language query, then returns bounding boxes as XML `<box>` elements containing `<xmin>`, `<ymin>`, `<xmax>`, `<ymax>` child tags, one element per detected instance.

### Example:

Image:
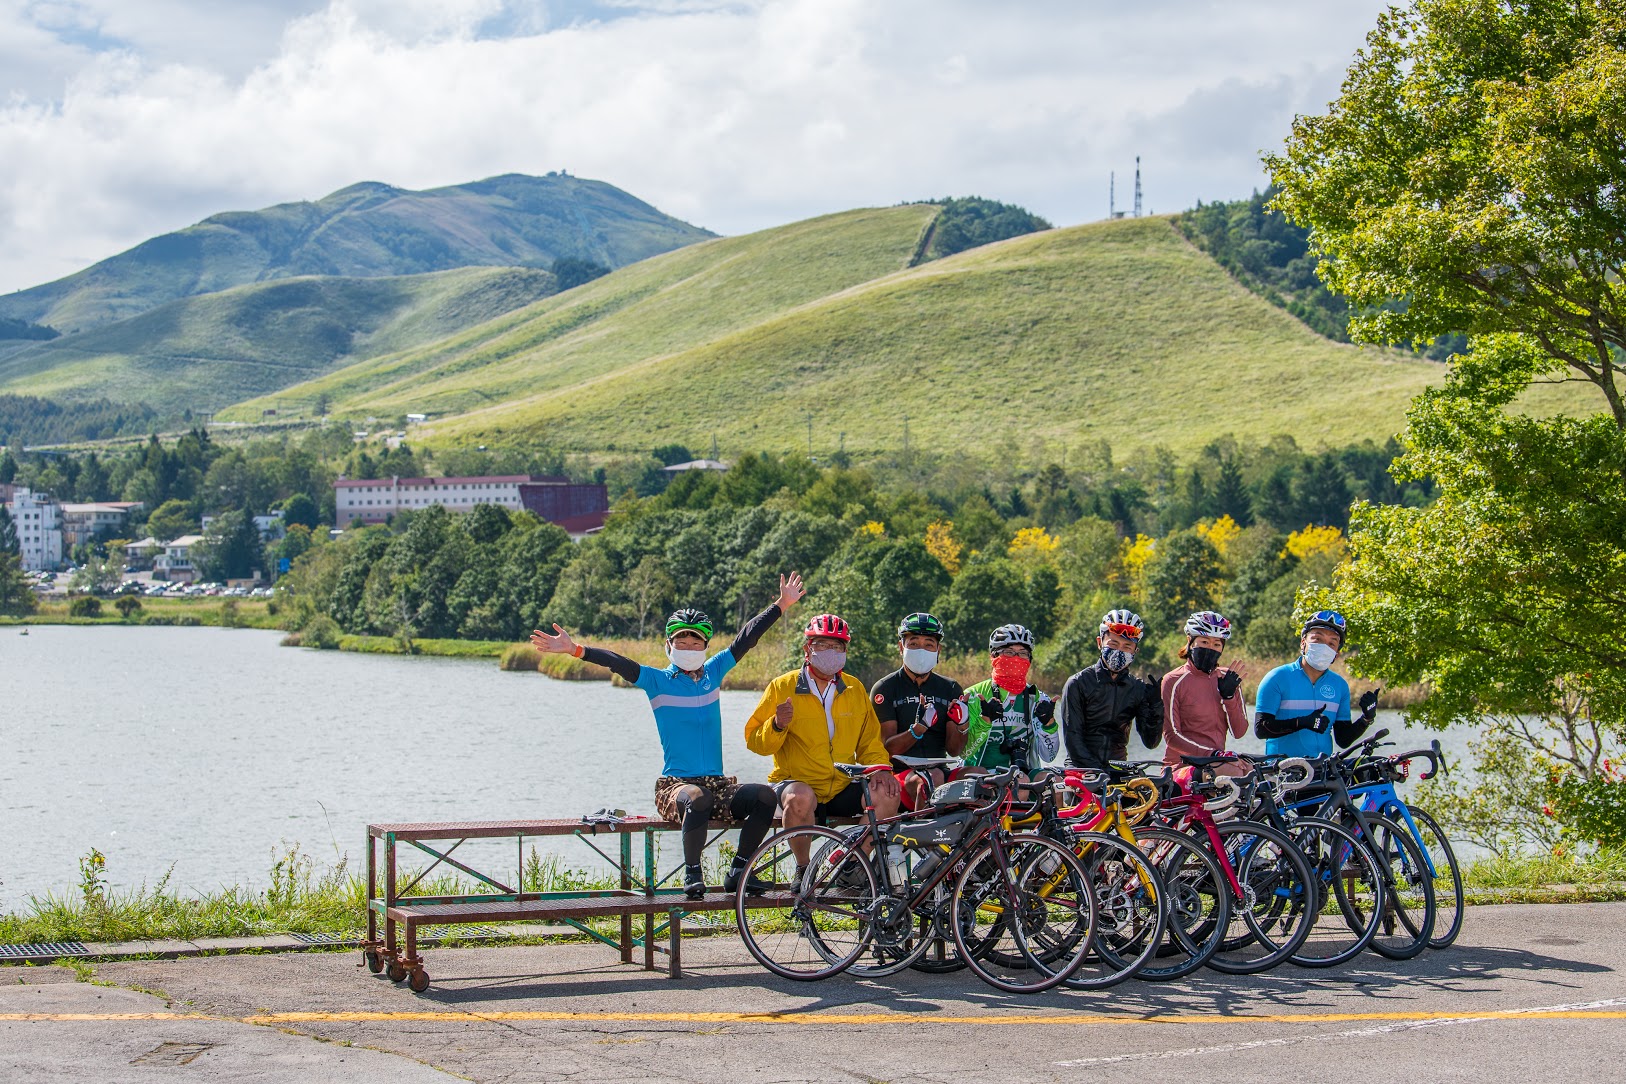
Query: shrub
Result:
<box><xmin>217</xmin><ymin>599</ymin><xmax>242</xmax><ymax>628</ymax></box>
<box><xmin>499</xmin><ymin>643</ymin><xmax>542</xmax><ymax>672</ymax></box>
<box><xmin>114</xmin><ymin>596</ymin><xmax>143</xmax><ymax>620</ymax></box>
<box><xmin>68</xmin><ymin>596</ymin><xmax>102</xmax><ymax>618</ymax></box>
<box><xmin>300</xmin><ymin>614</ymin><xmax>342</xmax><ymax>650</ymax></box>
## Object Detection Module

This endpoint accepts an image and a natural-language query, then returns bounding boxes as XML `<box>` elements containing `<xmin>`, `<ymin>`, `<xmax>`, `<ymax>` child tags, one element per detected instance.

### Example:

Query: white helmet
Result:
<box><xmin>988</xmin><ymin>624</ymin><xmax>1035</xmax><ymax>652</ymax></box>
<box><xmin>1183</xmin><ymin>610</ymin><xmax>1232</xmax><ymax>640</ymax></box>
<box><xmin>1098</xmin><ymin>609</ymin><xmax>1145</xmax><ymax>641</ymax></box>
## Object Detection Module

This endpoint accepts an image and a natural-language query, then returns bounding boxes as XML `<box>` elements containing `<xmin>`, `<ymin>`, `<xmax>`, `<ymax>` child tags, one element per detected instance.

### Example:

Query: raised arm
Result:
<box><xmin>530</xmin><ymin>624</ymin><xmax>641</xmax><ymax>684</ymax></box>
<box><xmin>728</xmin><ymin>572</ymin><xmax>805</xmax><ymax>660</ymax></box>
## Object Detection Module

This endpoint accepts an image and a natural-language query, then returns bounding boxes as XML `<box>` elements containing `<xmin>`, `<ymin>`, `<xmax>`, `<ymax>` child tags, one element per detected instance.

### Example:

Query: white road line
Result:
<box><xmin>1054</xmin><ymin>996</ymin><xmax>1626</xmax><ymax>1067</ymax></box>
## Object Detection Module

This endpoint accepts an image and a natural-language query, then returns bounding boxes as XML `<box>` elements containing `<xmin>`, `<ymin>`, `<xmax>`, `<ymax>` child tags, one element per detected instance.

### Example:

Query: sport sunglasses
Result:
<box><xmin>1309</xmin><ymin>610</ymin><xmax>1347</xmax><ymax>630</ymax></box>
<box><xmin>1104</xmin><ymin>622</ymin><xmax>1144</xmax><ymax>640</ymax></box>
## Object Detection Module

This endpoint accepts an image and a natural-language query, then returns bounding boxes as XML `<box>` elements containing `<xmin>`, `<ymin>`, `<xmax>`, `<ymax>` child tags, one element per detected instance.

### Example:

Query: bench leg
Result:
<box><xmin>620</xmin><ymin>914</ymin><xmax>632</xmax><ymax>964</ymax></box>
<box><xmin>644</xmin><ymin>911</ymin><xmax>654</xmax><ymax>971</ymax></box>
<box><xmin>668</xmin><ymin>909</ymin><xmax>682</xmax><ymax>980</ymax></box>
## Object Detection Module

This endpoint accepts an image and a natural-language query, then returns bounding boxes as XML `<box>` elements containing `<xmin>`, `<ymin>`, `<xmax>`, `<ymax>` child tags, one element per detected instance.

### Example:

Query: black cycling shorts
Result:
<box><xmin>773</xmin><ymin>779</ymin><xmax>865</xmax><ymax>822</ymax></box>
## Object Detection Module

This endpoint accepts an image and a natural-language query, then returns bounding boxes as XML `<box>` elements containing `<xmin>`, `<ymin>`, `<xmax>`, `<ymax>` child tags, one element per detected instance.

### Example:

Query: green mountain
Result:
<box><xmin>0</xmin><ymin>173</ymin><xmax>714</xmax><ymax>334</ymax></box>
<box><xmin>226</xmin><ymin>209</ymin><xmax>1579</xmax><ymax>455</ymax></box>
<box><xmin>0</xmin><ymin>266</ymin><xmax>558</xmax><ymax>412</ymax></box>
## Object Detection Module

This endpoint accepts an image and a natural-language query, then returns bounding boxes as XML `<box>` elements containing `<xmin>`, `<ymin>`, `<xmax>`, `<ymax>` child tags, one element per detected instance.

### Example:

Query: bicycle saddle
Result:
<box><xmin>894</xmin><ymin>755</ymin><xmax>964</xmax><ymax>770</ymax></box>
<box><xmin>834</xmin><ymin>762</ymin><xmax>887</xmax><ymax>778</ymax></box>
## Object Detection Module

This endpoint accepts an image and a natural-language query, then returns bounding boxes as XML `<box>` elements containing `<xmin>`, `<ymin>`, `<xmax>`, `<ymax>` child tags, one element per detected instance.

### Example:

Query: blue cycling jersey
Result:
<box><xmin>1256</xmin><ymin>659</ymin><xmax>1351</xmax><ymax>759</ymax></box>
<box><xmin>633</xmin><ymin>649</ymin><xmax>737</xmax><ymax>777</ymax></box>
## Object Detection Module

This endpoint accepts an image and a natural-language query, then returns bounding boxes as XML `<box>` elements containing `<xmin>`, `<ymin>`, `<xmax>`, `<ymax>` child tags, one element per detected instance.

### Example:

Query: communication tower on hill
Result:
<box><xmin>1134</xmin><ymin>157</ymin><xmax>1143</xmax><ymax>219</ymax></box>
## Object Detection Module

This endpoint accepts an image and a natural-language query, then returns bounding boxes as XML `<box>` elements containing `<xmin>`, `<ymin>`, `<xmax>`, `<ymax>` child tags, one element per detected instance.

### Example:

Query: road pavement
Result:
<box><xmin>5</xmin><ymin>902</ymin><xmax>1624</xmax><ymax>1083</ymax></box>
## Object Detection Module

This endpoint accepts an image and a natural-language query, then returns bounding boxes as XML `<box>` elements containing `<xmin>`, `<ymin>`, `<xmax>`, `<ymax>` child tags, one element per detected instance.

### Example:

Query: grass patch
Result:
<box><xmin>335</xmin><ymin>635</ymin><xmax>509</xmax><ymax>658</ymax></box>
<box><xmin>1460</xmin><ymin>847</ymin><xmax>1626</xmax><ymax>904</ymax></box>
<box><xmin>3</xmin><ymin>596</ymin><xmax>279</xmax><ymax>630</ymax></box>
<box><xmin>0</xmin><ymin>846</ymin><xmax>622</xmax><ymax>945</ymax></box>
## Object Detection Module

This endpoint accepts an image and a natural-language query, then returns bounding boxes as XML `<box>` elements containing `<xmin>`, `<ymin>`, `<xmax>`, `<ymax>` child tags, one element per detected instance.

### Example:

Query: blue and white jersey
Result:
<box><xmin>1255</xmin><ymin>659</ymin><xmax>1351</xmax><ymax>758</ymax></box>
<box><xmin>633</xmin><ymin>649</ymin><xmax>738</xmax><ymax>777</ymax></box>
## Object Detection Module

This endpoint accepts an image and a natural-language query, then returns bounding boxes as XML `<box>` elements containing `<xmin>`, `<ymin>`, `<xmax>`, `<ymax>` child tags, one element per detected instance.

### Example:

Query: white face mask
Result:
<box><xmin>809</xmin><ymin>648</ymin><xmax>847</xmax><ymax>675</ymax></box>
<box><xmin>667</xmin><ymin>645</ymin><xmax>706</xmax><ymax>671</ymax></box>
<box><xmin>1303</xmin><ymin>642</ymin><xmax>1338</xmax><ymax>671</ymax></box>
<box><xmin>902</xmin><ymin>647</ymin><xmax>938</xmax><ymax>674</ymax></box>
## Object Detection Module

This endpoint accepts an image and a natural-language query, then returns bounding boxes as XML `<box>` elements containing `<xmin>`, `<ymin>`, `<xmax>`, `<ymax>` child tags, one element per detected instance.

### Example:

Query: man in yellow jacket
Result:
<box><xmin>746</xmin><ymin>612</ymin><xmax>899</xmax><ymax>869</ymax></box>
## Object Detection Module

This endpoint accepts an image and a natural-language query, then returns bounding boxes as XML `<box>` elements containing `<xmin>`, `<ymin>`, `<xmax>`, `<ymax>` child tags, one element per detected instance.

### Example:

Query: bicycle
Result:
<box><xmin>735</xmin><ymin>759</ymin><xmax>1100</xmax><ymax>993</ymax></box>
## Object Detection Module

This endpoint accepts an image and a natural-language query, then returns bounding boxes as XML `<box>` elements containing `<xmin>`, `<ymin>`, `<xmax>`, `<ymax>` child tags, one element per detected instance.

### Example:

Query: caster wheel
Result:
<box><xmin>387</xmin><ymin>962</ymin><xmax>407</xmax><ymax>983</ymax></box>
<box><xmin>364</xmin><ymin>950</ymin><xmax>384</xmax><ymax>974</ymax></box>
<box><xmin>407</xmin><ymin>969</ymin><xmax>430</xmax><ymax>993</ymax></box>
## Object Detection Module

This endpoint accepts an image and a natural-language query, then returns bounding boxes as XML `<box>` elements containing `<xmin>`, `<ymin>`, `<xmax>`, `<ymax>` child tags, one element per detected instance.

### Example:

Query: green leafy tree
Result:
<box><xmin>931</xmin><ymin>557</ymin><xmax>1032</xmax><ymax>657</ymax></box>
<box><xmin>114</xmin><ymin>595</ymin><xmax>142</xmax><ymax>620</ymax></box>
<box><xmin>194</xmin><ymin>509</ymin><xmax>265</xmax><ymax>582</ymax></box>
<box><xmin>1139</xmin><ymin>528</ymin><xmax>1222</xmax><ymax>630</ymax></box>
<box><xmin>279</xmin><ymin>493</ymin><xmax>320</xmax><ymax>530</ymax></box>
<box><xmin>70</xmin><ymin>554</ymin><xmax>120</xmax><ymax>596</ymax></box>
<box><xmin>145</xmin><ymin>499</ymin><xmax>195</xmax><ymax>543</ymax></box>
<box><xmin>0</xmin><ymin>553</ymin><xmax>37</xmax><ymax>616</ymax></box>
<box><xmin>1267</xmin><ymin>0</ymin><xmax>1626</xmax><ymax>427</ymax></box>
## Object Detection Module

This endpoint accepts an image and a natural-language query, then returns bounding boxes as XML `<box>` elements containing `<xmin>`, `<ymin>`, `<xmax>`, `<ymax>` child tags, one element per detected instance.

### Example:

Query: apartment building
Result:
<box><xmin>5</xmin><ymin>487</ymin><xmax>64</xmax><ymax>571</ymax></box>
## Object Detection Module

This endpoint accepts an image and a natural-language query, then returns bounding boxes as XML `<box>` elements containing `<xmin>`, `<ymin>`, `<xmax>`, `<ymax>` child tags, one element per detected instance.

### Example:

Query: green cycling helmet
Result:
<box><xmin>665</xmin><ymin>607</ymin><xmax>714</xmax><ymax>641</ymax></box>
<box><xmin>897</xmin><ymin>612</ymin><xmax>945</xmax><ymax>641</ymax></box>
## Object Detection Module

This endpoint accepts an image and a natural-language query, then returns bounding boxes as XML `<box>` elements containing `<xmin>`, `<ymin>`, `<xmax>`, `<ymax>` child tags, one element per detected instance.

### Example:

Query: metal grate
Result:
<box><xmin>288</xmin><ymin>932</ymin><xmax>358</xmax><ymax>945</ymax></box>
<box><xmin>0</xmin><ymin>942</ymin><xmax>90</xmax><ymax>958</ymax></box>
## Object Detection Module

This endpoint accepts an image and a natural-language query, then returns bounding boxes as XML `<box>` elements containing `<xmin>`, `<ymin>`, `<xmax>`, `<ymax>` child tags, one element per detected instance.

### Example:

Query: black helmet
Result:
<box><xmin>665</xmin><ymin>608</ymin><xmax>714</xmax><ymax>641</ymax></box>
<box><xmin>1300</xmin><ymin>609</ymin><xmax>1347</xmax><ymax>646</ymax></box>
<box><xmin>897</xmin><ymin>612</ymin><xmax>945</xmax><ymax>641</ymax></box>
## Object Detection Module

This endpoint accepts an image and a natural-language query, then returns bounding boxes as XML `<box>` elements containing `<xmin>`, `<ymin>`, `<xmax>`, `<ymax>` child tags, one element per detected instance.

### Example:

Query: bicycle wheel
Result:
<box><xmin>1132</xmin><ymin>826</ymin><xmax>1231</xmax><ymax>981</ymax></box>
<box><xmin>735</xmin><ymin>825</ymin><xmax>877</xmax><ymax>981</ymax></box>
<box><xmin>1360</xmin><ymin>813</ymin><xmax>1436</xmax><ymax>960</ymax></box>
<box><xmin>1409</xmin><ymin>808</ymin><xmax>1464</xmax><ymax>949</ymax></box>
<box><xmin>1061</xmin><ymin>832</ymin><xmax>1166</xmax><ymax>990</ymax></box>
<box><xmin>1204</xmin><ymin>820</ymin><xmax>1316</xmax><ymax>975</ymax></box>
<box><xmin>844</xmin><ymin>843</ymin><xmax>940</xmax><ymax>979</ymax></box>
<box><xmin>1281</xmin><ymin>816</ymin><xmax>1385</xmax><ymax>968</ymax></box>
<box><xmin>950</xmin><ymin>833</ymin><xmax>1097</xmax><ymax>994</ymax></box>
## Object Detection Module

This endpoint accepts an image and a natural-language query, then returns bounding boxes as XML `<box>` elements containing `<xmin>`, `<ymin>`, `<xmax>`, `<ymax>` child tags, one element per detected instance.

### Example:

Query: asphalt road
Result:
<box><xmin>5</xmin><ymin>902</ymin><xmax>1625</xmax><ymax>1083</ymax></box>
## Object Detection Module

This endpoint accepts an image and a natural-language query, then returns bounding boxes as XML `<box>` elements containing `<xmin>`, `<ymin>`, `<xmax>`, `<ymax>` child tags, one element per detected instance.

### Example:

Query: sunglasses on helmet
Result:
<box><xmin>1104</xmin><ymin>622</ymin><xmax>1143</xmax><ymax>640</ymax></box>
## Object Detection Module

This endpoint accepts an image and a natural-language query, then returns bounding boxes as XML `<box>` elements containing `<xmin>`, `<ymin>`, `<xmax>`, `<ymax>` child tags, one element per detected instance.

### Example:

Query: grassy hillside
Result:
<box><xmin>0</xmin><ymin>266</ymin><xmax>557</xmax><ymax>412</ymax></box>
<box><xmin>221</xmin><ymin>203</ymin><xmax>941</xmax><ymax>423</ymax></box>
<box><xmin>232</xmin><ymin>212</ymin><xmax>1570</xmax><ymax>455</ymax></box>
<box><xmin>0</xmin><ymin>174</ymin><xmax>713</xmax><ymax>333</ymax></box>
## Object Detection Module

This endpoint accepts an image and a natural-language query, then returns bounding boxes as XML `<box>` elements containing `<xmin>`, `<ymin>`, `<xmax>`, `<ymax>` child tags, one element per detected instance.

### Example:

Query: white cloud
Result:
<box><xmin>0</xmin><ymin>0</ymin><xmax>1388</xmax><ymax>293</ymax></box>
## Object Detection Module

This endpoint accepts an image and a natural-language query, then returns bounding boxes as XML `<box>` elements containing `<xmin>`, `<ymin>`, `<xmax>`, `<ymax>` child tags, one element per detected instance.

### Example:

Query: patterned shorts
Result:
<box><xmin>654</xmin><ymin>775</ymin><xmax>752</xmax><ymax>824</ymax></box>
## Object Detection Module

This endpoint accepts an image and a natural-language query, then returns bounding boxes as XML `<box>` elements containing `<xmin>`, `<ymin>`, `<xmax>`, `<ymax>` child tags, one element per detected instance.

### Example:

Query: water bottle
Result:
<box><xmin>886</xmin><ymin>844</ymin><xmax>909</xmax><ymax>892</ymax></box>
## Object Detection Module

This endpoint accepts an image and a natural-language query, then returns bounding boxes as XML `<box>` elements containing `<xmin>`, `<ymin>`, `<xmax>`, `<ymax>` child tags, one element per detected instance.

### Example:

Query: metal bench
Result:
<box><xmin>363</xmin><ymin>816</ymin><xmax>836</xmax><ymax>991</ymax></box>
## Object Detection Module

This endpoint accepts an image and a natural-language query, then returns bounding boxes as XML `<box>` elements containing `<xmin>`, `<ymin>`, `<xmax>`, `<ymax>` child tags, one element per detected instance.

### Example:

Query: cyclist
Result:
<box><xmin>1162</xmin><ymin>610</ymin><xmax>1249</xmax><ymax>776</ymax></box>
<box><xmin>871</xmin><ymin>612</ymin><xmax>968</xmax><ymax>808</ymax></box>
<box><xmin>745</xmin><ymin>612</ymin><xmax>899</xmax><ymax>878</ymax></box>
<box><xmin>529</xmin><ymin>572</ymin><xmax>805</xmax><ymax>900</ymax></box>
<box><xmin>1059</xmin><ymin>609</ymin><xmax>1163</xmax><ymax>771</ymax></box>
<box><xmin>961</xmin><ymin>624</ymin><xmax>1058</xmax><ymax>771</ymax></box>
<box><xmin>1254</xmin><ymin>609</ymin><xmax>1379</xmax><ymax>756</ymax></box>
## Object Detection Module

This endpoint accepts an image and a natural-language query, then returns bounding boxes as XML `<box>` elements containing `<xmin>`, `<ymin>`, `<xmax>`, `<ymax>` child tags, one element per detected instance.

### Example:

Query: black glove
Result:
<box><xmin>1034</xmin><ymin>699</ymin><xmax>1055</xmax><ymax>725</ymax></box>
<box><xmin>979</xmin><ymin>697</ymin><xmax>1004</xmax><ymax>720</ymax></box>
<box><xmin>1358</xmin><ymin>689</ymin><xmax>1380</xmax><ymax>717</ymax></box>
<box><xmin>1216</xmin><ymin>670</ymin><xmax>1242</xmax><ymax>700</ymax></box>
<box><xmin>1300</xmin><ymin>707</ymin><xmax>1330</xmax><ymax>735</ymax></box>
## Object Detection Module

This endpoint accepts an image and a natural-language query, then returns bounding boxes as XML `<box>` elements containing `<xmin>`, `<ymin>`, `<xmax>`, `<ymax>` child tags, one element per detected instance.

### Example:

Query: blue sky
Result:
<box><xmin>0</xmin><ymin>0</ymin><xmax>1390</xmax><ymax>293</ymax></box>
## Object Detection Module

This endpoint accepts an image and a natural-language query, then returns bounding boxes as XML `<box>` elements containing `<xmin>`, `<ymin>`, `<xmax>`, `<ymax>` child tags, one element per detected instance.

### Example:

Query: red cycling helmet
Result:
<box><xmin>803</xmin><ymin>613</ymin><xmax>852</xmax><ymax>642</ymax></box>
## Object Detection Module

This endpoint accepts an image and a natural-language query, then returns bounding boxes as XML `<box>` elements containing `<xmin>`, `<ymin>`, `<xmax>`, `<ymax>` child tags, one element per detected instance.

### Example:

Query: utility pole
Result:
<box><xmin>710</xmin><ymin>433</ymin><xmax>719</xmax><ymax>460</ymax></box>
<box><xmin>902</xmin><ymin>415</ymin><xmax>910</xmax><ymax>461</ymax></box>
<box><xmin>1133</xmin><ymin>156</ymin><xmax>1143</xmax><ymax>219</ymax></box>
<box><xmin>805</xmin><ymin>411</ymin><xmax>813</xmax><ymax>456</ymax></box>
<box><xmin>1109</xmin><ymin>171</ymin><xmax>1115</xmax><ymax>219</ymax></box>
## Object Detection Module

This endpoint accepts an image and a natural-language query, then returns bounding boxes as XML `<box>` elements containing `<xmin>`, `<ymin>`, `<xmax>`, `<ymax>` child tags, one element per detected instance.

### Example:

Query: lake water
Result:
<box><xmin>0</xmin><ymin>626</ymin><xmax>1475</xmax><ymax>906</ymax></box>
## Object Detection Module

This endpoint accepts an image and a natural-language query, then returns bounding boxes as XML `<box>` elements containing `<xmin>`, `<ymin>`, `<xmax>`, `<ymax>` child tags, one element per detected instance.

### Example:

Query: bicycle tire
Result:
<box><xmin>1409</xmin><ymin>808</ymin><xmax>1464</xmax><ymax>949</ymax></box>
<box><xmin>1060</xmin><ymin>831</ymin><xmax>1167</xmax><ymax>990</ymax></box>
<box><xmin>950</xmin><ymin>833</ymin><xmax>1098</xmax><ymax>994</ymax></box>
<box><xmin>734</xmin><ymin>825</ymin><xmax>877</xmax><ymax>981</ymax></box>
<box><xmin>1203</xmin><ymin>820</ymin><xmax>1317</xmax><ymax>975</ymax></box>
<box><xmin>1359</xmin><ymin>813</ymin><xmax>1436</xmax><ymax>959</ymax></box>
<box><xmin>1129</xmin><ymin>826</ymin><xmax>1232</xmax><ymax>982</ymax></box>
<box><xmin>1280</xmin><ymin>815</ymin><xmax>1386</xmax><ymax>968</ymax></box>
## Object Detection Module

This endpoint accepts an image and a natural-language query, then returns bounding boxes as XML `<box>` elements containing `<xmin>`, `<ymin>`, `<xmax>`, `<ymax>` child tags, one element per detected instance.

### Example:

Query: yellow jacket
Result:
<box><xmin>746</xmin><ymin>667</ymin><xmax>890</xmax><ymax>802</ymax></box>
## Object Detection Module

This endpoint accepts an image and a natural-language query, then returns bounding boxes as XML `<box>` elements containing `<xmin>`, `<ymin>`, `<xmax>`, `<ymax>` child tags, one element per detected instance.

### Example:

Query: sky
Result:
<box><xmin>0</xmin><ymin>0</ymin><xmax>1390</xmax><ymax>294</ymax></box>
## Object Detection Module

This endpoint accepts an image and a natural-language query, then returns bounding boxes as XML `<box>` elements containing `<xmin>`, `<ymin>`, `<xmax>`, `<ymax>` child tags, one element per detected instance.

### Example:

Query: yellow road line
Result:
<box><xmin>6</xmin><ymin>1010</ymin><xmax>1626</xmax><ymax>1026</ymax></box>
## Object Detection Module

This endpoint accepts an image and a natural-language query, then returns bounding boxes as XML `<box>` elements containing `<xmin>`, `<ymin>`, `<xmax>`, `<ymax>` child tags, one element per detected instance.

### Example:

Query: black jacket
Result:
<box><xmin>1060</xmin><ymin>661</ymin><xmax>1164</xmax><ymax>770</ymax></box>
